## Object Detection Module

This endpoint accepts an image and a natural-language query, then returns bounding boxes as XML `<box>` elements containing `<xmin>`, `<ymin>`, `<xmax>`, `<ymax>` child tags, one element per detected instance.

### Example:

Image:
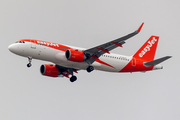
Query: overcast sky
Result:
<box><xmin>1</xmin><ymin>0</ymin><xmax>180</xmax><ymax>120</ymax></box>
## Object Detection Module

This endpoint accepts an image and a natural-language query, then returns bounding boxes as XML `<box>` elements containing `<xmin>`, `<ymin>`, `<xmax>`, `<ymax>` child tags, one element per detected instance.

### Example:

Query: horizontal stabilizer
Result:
<box><xmin>144</xmin><ymin>56</ymin><xmax>172</xmax><ymax>67</ymax></box>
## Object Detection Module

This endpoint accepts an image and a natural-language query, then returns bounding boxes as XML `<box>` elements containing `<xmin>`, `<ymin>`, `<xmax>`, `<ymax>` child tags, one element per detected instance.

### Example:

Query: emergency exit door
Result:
<box><xmin>131</xmin><ymin>57</ymin><xmax>136</xmax><ymax>67</ymax></box>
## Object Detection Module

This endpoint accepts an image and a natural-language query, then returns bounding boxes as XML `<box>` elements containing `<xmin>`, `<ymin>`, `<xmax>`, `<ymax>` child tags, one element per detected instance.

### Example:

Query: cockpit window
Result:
<box><xmin>16</xmin><ymin>41</ymin><xmax>25</xmax><ymax>43</ymax></box>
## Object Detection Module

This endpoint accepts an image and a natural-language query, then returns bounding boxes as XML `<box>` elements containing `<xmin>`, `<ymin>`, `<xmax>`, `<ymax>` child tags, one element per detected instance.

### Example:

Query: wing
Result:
<box><xmin>84</xmin><ymin>23</ymin><xmax>144</xmax><ymax>64</ymax></box>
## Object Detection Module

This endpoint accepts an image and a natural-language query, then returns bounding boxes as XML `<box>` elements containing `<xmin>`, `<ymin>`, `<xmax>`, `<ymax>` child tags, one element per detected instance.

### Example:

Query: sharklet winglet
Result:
<box><xmin>137</xmin><ymin>22</ymin><xmax>144</xmax><ymax>32</ymax></box>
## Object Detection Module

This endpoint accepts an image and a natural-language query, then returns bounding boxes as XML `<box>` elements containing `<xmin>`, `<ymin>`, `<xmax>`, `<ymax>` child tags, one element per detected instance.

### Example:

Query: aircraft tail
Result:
<box><xmin>133</xmin><ymin>36</ymin><xmax>159</xmax><ymax>62</ymax></box>
<box><xmin>144</xmin><ymin>56</ymin><xmax>172</xmax><ymax>67</ymax></box>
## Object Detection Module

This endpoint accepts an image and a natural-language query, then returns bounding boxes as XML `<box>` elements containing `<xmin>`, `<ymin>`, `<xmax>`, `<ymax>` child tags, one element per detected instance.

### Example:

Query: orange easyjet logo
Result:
<box><xmin>139</xmin><ymin>37</ymin><xmax>157</xmax><ymax>57</ymax></box>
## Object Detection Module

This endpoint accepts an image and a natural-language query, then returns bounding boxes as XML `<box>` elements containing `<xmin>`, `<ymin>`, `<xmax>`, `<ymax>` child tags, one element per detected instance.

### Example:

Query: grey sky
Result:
<box><xmin>1</xmin><ymin>0</ymin><xmax>180</xmax><ymax>120</ymax></box>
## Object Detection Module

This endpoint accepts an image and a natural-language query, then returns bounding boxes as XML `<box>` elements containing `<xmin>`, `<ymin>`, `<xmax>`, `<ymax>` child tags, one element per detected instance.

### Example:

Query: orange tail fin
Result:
<box><xmin>133</xmin><ymin>36</ymin><xmax>159</xmax><ymax>62</ymax></box>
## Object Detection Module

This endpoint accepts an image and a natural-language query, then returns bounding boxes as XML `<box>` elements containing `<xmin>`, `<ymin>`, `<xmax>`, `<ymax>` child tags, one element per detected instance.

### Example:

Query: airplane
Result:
<box><xmin>8</xmin><ymin>23</ymin><xmax>171</xmax><ymax>82</ymax></box>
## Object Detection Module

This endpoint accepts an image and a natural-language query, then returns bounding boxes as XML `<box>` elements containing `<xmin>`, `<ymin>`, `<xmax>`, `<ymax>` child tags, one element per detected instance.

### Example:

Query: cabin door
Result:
<box><xmin>31</xmin><ymin>40</ymin><xmax>36</xmax><ymax>49</ymax></box>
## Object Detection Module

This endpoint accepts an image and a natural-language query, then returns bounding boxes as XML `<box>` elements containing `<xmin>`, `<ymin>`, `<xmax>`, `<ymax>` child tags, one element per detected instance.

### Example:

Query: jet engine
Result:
<box><xmin>40</xmin><ymin>64</ymin><xmax>59</xmax><ymax>77</ymax></box>
<box><xmin>65</xmin><ymin>49</ymin><xmax>86</xmax><ymax>62</ymax></box>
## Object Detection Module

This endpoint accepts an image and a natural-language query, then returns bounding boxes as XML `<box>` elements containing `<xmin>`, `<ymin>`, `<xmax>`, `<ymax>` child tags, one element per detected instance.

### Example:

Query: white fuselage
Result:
<box><xmin>8</xmin><ymin>41</ymin><xmax>132</xmax><ymax>72</ymax></box>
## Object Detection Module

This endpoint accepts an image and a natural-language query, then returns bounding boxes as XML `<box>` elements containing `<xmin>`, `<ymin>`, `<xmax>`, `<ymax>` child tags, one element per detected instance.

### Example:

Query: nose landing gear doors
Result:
<box><xmin>31</xmin><ymin>40</ymin><xmax>36</xmax><ymax>49</ymax></box>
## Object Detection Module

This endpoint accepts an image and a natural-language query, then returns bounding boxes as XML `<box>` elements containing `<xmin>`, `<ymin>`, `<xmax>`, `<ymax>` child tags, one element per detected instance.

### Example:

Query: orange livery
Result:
<box><xmin>8</xmin><ymin>23</ymin><xmax>171</xmax><ymax>82</ymax></box>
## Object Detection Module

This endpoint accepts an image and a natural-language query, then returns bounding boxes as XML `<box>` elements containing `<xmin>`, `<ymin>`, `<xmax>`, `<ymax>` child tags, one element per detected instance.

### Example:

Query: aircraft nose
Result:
<box><xmin>8</xmin><ymin>44</ymin><xmax>17</xmax><ymax>53</ymax></box>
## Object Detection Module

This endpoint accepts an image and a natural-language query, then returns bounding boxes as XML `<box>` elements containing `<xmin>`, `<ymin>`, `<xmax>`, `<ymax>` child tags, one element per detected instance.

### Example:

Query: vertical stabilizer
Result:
<box><xmin>133</xmin><ymin>36</ymin><xmax>159</xmax><ymax>62</ymax></box>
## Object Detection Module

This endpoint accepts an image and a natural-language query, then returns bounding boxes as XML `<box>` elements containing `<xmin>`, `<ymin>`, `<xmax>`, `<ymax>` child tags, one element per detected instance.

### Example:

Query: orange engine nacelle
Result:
<box><xmin>40</xmin><ymin>64</ymin><xmax>59</xmax><ymax>77</ymax></box>
<box><xmin>65</xmin><ymin>49</ymin><xmax>86</xmax><ymax>62</ymax></box>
